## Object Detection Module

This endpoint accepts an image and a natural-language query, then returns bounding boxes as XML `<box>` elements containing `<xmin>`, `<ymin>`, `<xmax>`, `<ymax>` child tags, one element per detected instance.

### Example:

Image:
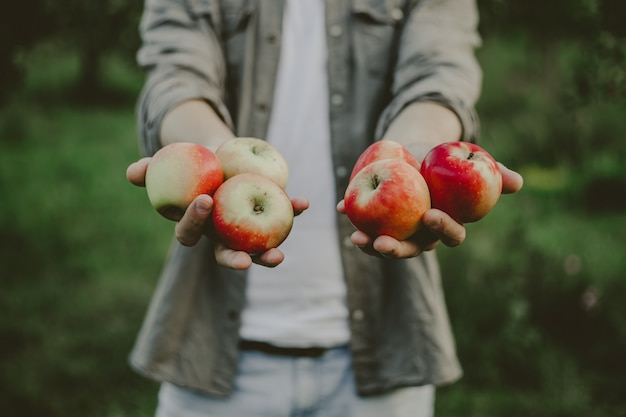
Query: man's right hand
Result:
<box><xmin>125</xmin><ymin>157</ymin><xmax>308</xmax><ymax>270</ymax></box>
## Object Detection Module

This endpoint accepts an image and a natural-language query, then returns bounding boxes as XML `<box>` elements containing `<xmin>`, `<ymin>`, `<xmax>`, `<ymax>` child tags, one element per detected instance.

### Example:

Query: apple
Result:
<box><xmin>145</xmin><ymin>142</ymin><xmax>224</xmax><ymax>221</ymax></box>
<box><xmin>349</xmin><ymin>139</ymin><xmax>420</xmax><ymax>181</ymax></box>
<box><xmin>216</xmin><ymin>137</ymin><xmax>289</xmax><ymax>189</ymax></box>
<box><xmin>344</xmin><ymin>159</ymin><xmax>431</xmax><ymax>240</ymax></box>
<box><xmin>211</xmin><ymin>173</ymin><xmax>294</xmax><ymax>254</ymax></box>
<box><xmin>420</xmin><ymin>141</ymin><xmax>503</xmax><ymax>223</ymax></box>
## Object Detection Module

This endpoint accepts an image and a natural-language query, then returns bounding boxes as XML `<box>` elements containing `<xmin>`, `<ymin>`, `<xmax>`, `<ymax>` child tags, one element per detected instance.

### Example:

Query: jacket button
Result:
<box><xmin>329</xmin><ymin>25</ymin><xmax>343</xmax><ymax>38</ymax></box>
<box><xmin>331</xmin><ymin>93</ymin><xmax>344</xmax><ymax>107</ymax></box>
<box><xmin>335</xmin><ymin>165</ymin><xmax>348</xmax><ymax>178</ymax></box>
<box><xmin>352</xmin><ymin>309</ymin><xmax>365</xmax><ymax>321</ymax></box>
<box><xmin>391</xmin><ymin>8</ymin><xmax>404</xmax><ymax>22</ymax></box>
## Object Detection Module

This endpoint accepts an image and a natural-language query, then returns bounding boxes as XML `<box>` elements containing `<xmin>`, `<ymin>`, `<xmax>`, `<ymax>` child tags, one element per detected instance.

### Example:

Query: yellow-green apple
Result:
<box><xmin>211</xmin><ymin>173</ymin><xmax>294</xmax><ymax>254</ymax></box>
<box><xmin>349</xmin><ymin>139</ymin><xmax>420</xmax><ymax>181</ymax></box>
<box><xmin>145</xmin><ymin>142</ymin><xmax>224</xmax><ymax>221</ymax></box>
<box><xmin>420</xmin><ymin>141</ymin><xmax>503</xmax><ymax>223</ymax></box>
<box><xmin>344</xmin><ymin>159</ymin><xmax>431</xmax><ymax>240</ymax></box>
<box><xmin>216</xmin><ymin>137</ymin><xmax>289</xmax><ymax>189</ymax></box>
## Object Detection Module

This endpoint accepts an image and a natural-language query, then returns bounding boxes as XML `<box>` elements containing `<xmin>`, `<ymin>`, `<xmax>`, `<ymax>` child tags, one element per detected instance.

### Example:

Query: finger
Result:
<box><xmin>350</xmin><ymin>230</ymin><xmax>372</xmax><ymax>247</ymax></box>
<box><xmin>498</xmin><ymin>163</ymin><xmax>524</xmax><ymax>194</ymax></box>
<box><xmin>422</xmin><ymin>209</ymin><xmax>466</xmax><ymax>247</ymax></box>
<box><xmin>372</xmin><ymin>235</ymin><xmax>425</xmax><ymax>258</ymax></box>
<box><xmin>351</xmin><ymin>231</ymin><xmax>429</xmax><ymax>259</ymax></box>
<box><xmin>348</xmin><ymin>230</ymin><xmax>383</xmax><ymax>257</ymax></box>
<box><xmin>251</xmin><ymin>248</ymin><xmax>285</xmax><ymax>267</ymax></box>
<box><xmin>126</xmin><ymin>157</ymin><xmax>151</xmax><ymax>187</ymax></box>
<box><xmin>214</xmin><ymin>242</ymin><xmax>253</xmax><ymax>270</ymax></box>
<box><xmin>336</xmin><ymin>200</ymin><xmax>346</xmax><ymax>214</ymax></box>
<box><xmin>175</xmin><ymin>195</ymin><xmax>213</xmax><ymax>246</ymax></box>
<box><xmin>291</xmin><ymin>197</ymin><xmax>309</xmax><ymax>217</ymax></box>
<box><xmin>348</xmin><ymin>230</ymin><xmax>391</xmax><ymax>258</ymax></box>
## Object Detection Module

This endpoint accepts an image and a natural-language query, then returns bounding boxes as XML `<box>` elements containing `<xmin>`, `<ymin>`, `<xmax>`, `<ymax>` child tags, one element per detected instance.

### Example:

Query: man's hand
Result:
<box><xmin>336</xmin><ymin>202</ymin><xmax>462</xmax><ymax>258</ymax></box>
<box><xmin>175</xmin><ymin>193</ymin><xmax>308</xmax><ymax>269</ymax></box>
<box><xmin>126</xmin><ymin>158</ymin><xmax>309</xmax><ymax>270</ymax></box>
<box><xmin>337</xmin><ymin>162</ymin><xmax>523</xmax><ymax>259</ymax></box>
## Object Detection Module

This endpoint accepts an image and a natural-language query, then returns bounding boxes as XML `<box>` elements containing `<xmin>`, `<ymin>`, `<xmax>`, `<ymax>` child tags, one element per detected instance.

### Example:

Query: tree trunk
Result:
<box><xmin>76</xmin><ymin>46</ymin><xmax>102</xmax><ymax>102</ymax></box>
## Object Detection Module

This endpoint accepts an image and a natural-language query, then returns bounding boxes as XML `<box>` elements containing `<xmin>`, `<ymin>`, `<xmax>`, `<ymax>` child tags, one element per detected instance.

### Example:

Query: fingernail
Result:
<box><xmin>425</xmin><ymin>215</ymin><xmax>441</xmax><ymax>227</ymax></box>
<box><xmin>195</xmin><ymin>198</ymin><xmax>211</xmax><ymax>214</ymax></box>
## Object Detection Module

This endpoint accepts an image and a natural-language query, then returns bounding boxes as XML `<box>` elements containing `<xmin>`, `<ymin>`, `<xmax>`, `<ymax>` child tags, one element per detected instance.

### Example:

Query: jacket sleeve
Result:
<box><xmin>135</xmin><ymin>0</ymin><xmax>233</xmax><ymax>156</ymax></box>
<box><xmin>375</xmin><ymin>0</ymin><xmax>483</xmax><ymax>142</ymax></box>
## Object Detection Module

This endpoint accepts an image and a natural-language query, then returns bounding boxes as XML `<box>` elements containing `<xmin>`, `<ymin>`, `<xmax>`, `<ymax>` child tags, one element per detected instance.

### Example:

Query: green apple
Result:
<box><xmin>216</xmin><ymin>137</ymin><xmax>289</xmax><ymax>189</ymax></box>
<box><xmin>145</xmin><ymin>142</ymin><xmax>224</xmax><ymax>221</ymax></box>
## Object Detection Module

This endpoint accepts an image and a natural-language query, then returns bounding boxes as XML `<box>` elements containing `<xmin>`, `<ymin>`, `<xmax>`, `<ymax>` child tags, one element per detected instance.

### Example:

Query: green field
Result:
<box><xmin>1</xmin><ymin>32</ymin><xmax>625</xmax><ymax>416</ymax></box>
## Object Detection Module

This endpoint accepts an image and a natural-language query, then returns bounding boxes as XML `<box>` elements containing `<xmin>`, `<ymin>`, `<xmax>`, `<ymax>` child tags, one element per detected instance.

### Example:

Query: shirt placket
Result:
<box><xmin>247</xmin><ymin>0</ymin><xmax>284</xmax><ymax>138</ymax></box>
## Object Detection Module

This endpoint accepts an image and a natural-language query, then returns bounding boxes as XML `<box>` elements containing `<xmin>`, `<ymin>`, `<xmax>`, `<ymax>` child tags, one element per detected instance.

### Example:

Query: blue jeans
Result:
<box><xmin>155</xmin><ymin>347</ymin><xmax>435</xmax><ymax>417</ymax></box>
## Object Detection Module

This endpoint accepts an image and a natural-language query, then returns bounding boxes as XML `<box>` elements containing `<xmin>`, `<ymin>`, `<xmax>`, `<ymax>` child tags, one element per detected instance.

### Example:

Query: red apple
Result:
<box><xmin>211</xmin><ymin>173</ymin><xmax>294</xmax><ymax>254</ymax></box>
<box><xmin>145</xmin><ymin>142</ymin><xmax>224</xmax><ymax>221</ymax></box>
<box><xmin>420</xmin><ymin>141</ymin><xmax>503</xmax><ymax>223</ymax></box>
<box><xmin>344</xmin><ymin>159</ymin><xmax>431</xmax><ymax>240</ymax></box>
<box><xmin>216</xmin><ymin>137</ymin><xmax>289</xmax><ymax>189</ymax></box>
<box><xmin>349</xmin><ymin>139</ymin><xmax>420</xmax><ymax>182</ymax></box>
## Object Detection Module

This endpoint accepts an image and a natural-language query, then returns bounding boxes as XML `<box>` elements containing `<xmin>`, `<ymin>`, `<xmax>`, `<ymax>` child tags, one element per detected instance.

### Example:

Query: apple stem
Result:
<box><xmin>467</xmin><ymin>152</ymin><xmax>475</xmax><ymax>160</ymax></box>
<box><xmin>254</xmin><ymin>204</ymin><xmax>264</xmax><ymax>213</ymax></box>
<box><xmin>371</xmin><ymin>174</ymin><xmax>381</xmax><ymax>189</ymax></box>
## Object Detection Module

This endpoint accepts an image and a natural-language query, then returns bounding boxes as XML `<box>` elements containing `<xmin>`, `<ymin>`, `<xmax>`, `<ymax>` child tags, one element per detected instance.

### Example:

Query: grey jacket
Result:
<box><xmin>130</xmin><ymin>0</ymin><xmax>482</xmax><ymax>398</ymax></box>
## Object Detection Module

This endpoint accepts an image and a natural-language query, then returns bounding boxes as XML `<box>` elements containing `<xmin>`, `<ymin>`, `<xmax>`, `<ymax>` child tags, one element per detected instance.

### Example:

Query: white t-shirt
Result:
<box><xmin>240</xmin><ymin>0</ymin><xmax>350</xmax><ymax>348</ymax></box>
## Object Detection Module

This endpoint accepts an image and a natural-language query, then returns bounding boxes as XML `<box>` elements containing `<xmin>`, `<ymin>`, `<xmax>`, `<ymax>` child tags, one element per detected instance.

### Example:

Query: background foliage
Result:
<box><xmin>1</xmin><ymin>1</ymin><xmax>625</xmax><ymax>416</ymax></box>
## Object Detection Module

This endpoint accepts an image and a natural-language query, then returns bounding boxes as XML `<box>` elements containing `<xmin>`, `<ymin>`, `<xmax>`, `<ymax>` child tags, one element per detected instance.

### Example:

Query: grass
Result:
<box><xmin>0</xmin><ymin>54</ymin><xmax>170</xmax><ymax>415</ymax></box>
<box><xmin>1</xmin><ymin>34</ymin><xmax>626</xmax><ymax>417</ymax></box>
<box><xmin>432</xmin><ymin>33</ymin><xmax>626</xmax><ymax>417</ymax></box>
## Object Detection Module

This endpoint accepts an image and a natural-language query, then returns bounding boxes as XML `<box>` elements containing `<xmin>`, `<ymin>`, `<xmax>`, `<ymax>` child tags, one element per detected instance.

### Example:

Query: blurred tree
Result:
<box><xmin>42</xmin><ymin>0</ymin><xmax>143</xmax><ymax>101</ymax></box>
<box><xmin>478</xmin><ymin>0</ymin><xmax>626</xmax><ymax>96</ymax></box>
<box><xmin>477</xmin><ymin>0</ymin><xmax>626</xmax><ymax>168</ymax></box>
<box><xmin>471</xmin><ymin>3</ymin><xmax>626</xmax><ymax>410</ymax></box>
<box><xmin>599</xmin><ymin>0</ymin><xmax>626</xmax><ymax>37</ymax></box>
<box><xmin>0</xmin><ymin>0</ymin><xmax>54</xmax><ymax>104</ymax></box>
<box><xmin>1</xmin><ymin>0</ymin><xmax>143</xmax><ymax>104</ymax></box>
<box><xmin>478</xmin><ymin>0</ymin><xmax>601</xmax><ymax>41</ymax></box>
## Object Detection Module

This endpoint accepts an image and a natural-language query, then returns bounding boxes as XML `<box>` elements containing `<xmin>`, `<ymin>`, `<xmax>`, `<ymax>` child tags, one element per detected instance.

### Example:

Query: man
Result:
<box><xmin>126</xmin><ymin>0</ymin><xmax>523</xmax><ymax>415</ymax></box>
